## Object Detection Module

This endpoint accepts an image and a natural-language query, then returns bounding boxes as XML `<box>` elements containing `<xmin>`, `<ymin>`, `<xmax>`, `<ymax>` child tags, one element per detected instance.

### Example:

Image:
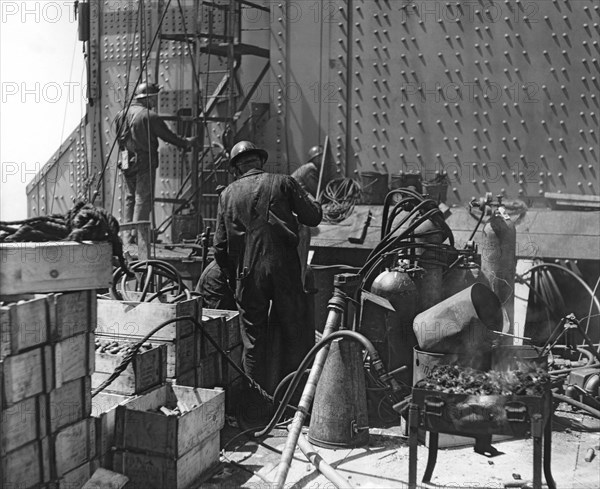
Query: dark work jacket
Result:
<box><xmin>115</xmin><ymin>102</ymin><xmax>188</xmax><ymax>172</ymax></box>
<box><xmin>213</xmin><ymin>168</ymin><xmax>322</xmax><ymax>280</ymax></box>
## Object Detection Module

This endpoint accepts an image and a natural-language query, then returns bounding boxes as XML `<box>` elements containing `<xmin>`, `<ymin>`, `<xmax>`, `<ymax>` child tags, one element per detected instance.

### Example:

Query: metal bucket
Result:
<box><xmin>308</xmin><ymin>339</ymin><xmax>369</xmax><ymax>448</ymax></box>
<box><xmin>412</xmin><ymin>283</ymin><xmax>503</xmax><ymax>354</ymax></box>
<box><xmin>491</xmin><ymin>345</ymin><xmax>547</xmax><ymax>372</ymax></box>
<box><xmin>413</xmin><ymin>347</ymin><xmax>490</xmax><ymax>384</ymax></box>
<box><xmin>359</xmin><ymin>171</ymin><xmax>389</xmax><ymax>204</ymax></box>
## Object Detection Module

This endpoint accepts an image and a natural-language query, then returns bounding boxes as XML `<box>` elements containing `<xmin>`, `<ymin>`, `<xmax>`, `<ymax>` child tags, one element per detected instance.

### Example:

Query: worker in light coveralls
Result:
<box><xmin>213</xmin><ymin>141</ymin><xmax>322</xmax><ymax>420</ymax></box>
<box><xmin>114</xmin><ymin>82</ymin><xmax>198</xmax><ymax>242</ymax></box>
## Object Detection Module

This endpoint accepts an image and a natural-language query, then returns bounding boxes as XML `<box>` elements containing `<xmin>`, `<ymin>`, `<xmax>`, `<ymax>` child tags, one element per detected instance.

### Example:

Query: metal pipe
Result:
<box><xmin>553</xmin><ymin>393</ymin><xmax>600</xmax><ymax>419</ymax></box>
<box><xmin>296</xmin><ymin>433</ymin><xmax>355</xmax><ymax>489</ymax></box>
<box><xmin>272</xmin><ymin>293</ymin><xmax>346</xmax><ymax>488</ymax></box>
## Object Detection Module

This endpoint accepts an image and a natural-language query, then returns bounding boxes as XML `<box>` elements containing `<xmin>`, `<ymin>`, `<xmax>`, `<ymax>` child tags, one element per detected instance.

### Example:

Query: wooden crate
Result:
<box><xmin>0</xmin><ymin>294</ymin><xmax>49</xmax><ymax>360</ymax></box>
<box><xmin>92</xmin><ymin>392</ymin><xmax>133</xmax><ymax>469</ymax></box>
<box><xmin>48</xmin><ymin>289</ymin><xmax>97</xmax><ymax>342</ymax></box>
<box><xmin>114</xmin><ymin>384</ymin><xmax>224</xmax><ymax>458</ymax></box>
<box><xmin>97</xmin><ymin>333</ymin><xmax>195</xmax><ymax>378</ymax></box>
<box><xmin>0</xmin><ymin>241</ymin><xmax>113</xmax><ymax>295</ymax></box>
<box><xmin>51</xmin><ymin>332</ymin><xmax>95</xmax><ymax>387</ymax></box>
<box><xmin>48</xmin><ymin>376</ymin><xmax>92</xmax><ymax>433</ymax></box>
<box><xmin>52</xmin><ymin>418</ymin><xmax>96</xmax><ymax>478</ymax></box>
<box><xmin>0</xmin><ymin>346</ymin><xmax>52</xmax><ymax>407</ymax></box>
<box><xmin>202</xmin><ymin>309</ymin><xmax>241</xmax><ymax>349</ymax></box>
<box><xmin>196</xmin><ymin>314</ymin><xmax>223</xmax><ymax>359</ymax></box>
<box><xmin>96</xmin><ymin>297</ymin><xmax>200</xmax><ymax>341</ymax></box>
<box><xmin>93</xmin><ymin>343</ymin><xmax>167</xmax><ymax>395</ymax></box>
<box><xmin>113</xmin><ymin>430</ymin><xmax>220</xmax><ymax>489</ymax></box>
<box><xmin>1</xmin><ymin>437</ymin><xmax>51</xmax><ymax>489</ymax></box>
<box><xmin>1</xmin><ymin>394</ymin><xmax>47</xmax><ymax>455</ymax></box>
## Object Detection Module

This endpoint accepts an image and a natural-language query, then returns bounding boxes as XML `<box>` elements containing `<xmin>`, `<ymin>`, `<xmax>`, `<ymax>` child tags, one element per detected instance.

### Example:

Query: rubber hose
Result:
<box><xmin>553</xmin><ymin>392</ymin><xmax>600</xmax><ymax>419</ymax></box>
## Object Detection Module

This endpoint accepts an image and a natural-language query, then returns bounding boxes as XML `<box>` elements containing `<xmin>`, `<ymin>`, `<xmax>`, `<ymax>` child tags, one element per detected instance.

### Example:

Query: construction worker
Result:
<box><xmin>114</xmin><ymin>82</ymin><xmax>198</xmax><ymax>242</ymax></box>
<box><xmin>291</xmin><ymin>145</ymin><xmax>323</xmax><ymax>198</ymax></box>
<box><xmin>213</xmin><ymin>141</ymin><xmax>322</xmax><ymax>422</ymax></box>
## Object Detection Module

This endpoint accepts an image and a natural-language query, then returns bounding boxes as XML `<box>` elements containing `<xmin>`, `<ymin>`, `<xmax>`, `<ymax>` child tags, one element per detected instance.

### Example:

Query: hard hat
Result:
<box><xmin>229</xmin><ymin>141</ymin><xmax>268</xmax><ymax>167</ymax></box>
<box><xmin>307</xmin><ymin>145</ymin><xmax>324</xmax><ymax>163</ymax></box>
<box><xmin>134</xmin><ymin>82</ymin><xmax>161</xmax><ymax>99</ymax></box>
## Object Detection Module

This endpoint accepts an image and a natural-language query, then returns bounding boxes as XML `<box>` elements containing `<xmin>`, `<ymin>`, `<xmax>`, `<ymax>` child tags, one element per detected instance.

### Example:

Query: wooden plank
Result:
<box><xmin>113</xmin><ymin>431</ymin><xmax>220</xmax><ymax>489</ymax></box>
<box><xmin>1</xmin><ymin>437</ymin><xmax>51</xmax><ymax>488</ymax></box>
<box><xmin>48</xmin><ymin>376</ymin><xmax>92</xmax><ymax>433</ymax></box>
<box><xmin>81</xmin><ymin>467</ymin><xmax>129</xmax><ymax>489</ymax></box>
<box><xmin>54</xmin><ymin>459</ymin><xmax>99</xmax><ymax>489</ymax></box>
<box><xmin>0</xmin><ymin>294</ymin><xmax>49</xmax><ymax>360</ymax></box>
<box><xmin>226</xmin><ymin>344</ymin><xmax>243</xmax><ymax>383</ymax></box>
<box><xmin>0</xmin><ymin>346</ymin><xmax>52</xmax><ymax>407</ymax></box>
<box><xmin>92</xmin><ymin>392</ymin><xmax>133</xmax><ymax>464</ymax></box>
<box><xmin>196</xmin><ymin>353</ymin><xmax>223</xmax><ymax>388</ymax></box>
<box><xmin>96</xmin><ymin>297</ymin><xmax>200</xmax><ymax>341</ymax></box>
<box><xmin>93</xmin><ymin>343</ymin><xmax>167</xmax><ymax>395</ymax></box>
<box><xmin>53</xmin><ymin>418</ymin><xmax>96</xmax><ymax>478</ymax></box>
<box><xmin>347</xmin><ymin>209</ymin><xmax>372</xmax><ymax>244</ymax></box>
<box><xmin>1</xmin><ymin>394</ymin><xmax>47</xmax><ymax>455</ymax></box>
<box><xmin>114</xmin><ymin>385</ymin><xmax>224</xmax><ymax>458</ymax></box>
<box><xmin>0</xmin><ymin>241</ymin><xmax>113</xmax><ymax>295</ymax></box>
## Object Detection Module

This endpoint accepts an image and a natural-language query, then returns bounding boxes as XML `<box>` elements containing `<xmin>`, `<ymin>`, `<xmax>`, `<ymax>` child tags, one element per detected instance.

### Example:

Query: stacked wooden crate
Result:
<box><xmin>112</xmin><ymin>384</ymin><xmax>225</xmax><ymax>488</ymax></box>
<box><xmin>1</xmin><ymin>241</ymin><xmax>113</xmax><ymax>489</ymax></box>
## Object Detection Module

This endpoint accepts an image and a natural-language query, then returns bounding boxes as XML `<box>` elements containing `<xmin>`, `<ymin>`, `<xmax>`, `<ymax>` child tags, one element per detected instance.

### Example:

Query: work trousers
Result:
<box><xmin>236</xmin><ymin>250</ymin><xmax>314</xmax><ymax>396</ymax></box>
<box><xmin>123</xmin><ymin>166</ymin><xmax>156</xmax><ymax>224</ymax></box>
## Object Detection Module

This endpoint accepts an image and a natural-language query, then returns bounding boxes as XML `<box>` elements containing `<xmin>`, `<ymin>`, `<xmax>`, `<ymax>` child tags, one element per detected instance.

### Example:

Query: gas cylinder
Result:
<box><xmin>413</xmin><ymin>218</ymin><xmax>445</xmax><ymax>312</ymax></box>
<box><xmin>371</xmin><ymin>264</ymin><xmax>418</xmax><ymax>384</ymax></box>
<box><xmin>481</xmin><ymin>206</ymin><xmax>516</xmax><ymax>334</ymax></box>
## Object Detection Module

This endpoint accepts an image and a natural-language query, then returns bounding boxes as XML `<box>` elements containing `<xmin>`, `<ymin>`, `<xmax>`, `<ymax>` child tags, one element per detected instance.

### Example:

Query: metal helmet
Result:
<box><xmin>307</xmin><ymin>145</ymin><xmax>324</xmax><ymax>163</ymax></box>
<box><xmin>134</xmin><ymin>82</ymin><xmax>161</xmax><ymax>99</ymax></box>
<box><xmin>229</xmin><ymin>141</ymin><xmax>268</xmax><ymax>168</ymax></box>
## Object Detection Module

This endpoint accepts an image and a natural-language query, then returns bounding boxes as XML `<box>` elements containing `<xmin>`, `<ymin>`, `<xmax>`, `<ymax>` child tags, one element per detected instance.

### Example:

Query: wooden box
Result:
<box><xmin>47</xmin><ymin>289</ymin><xmax>97</xmax><ymax>342</ymax></box>
<box><xmin>0</xmin><ymin>241</ymin><xmax>113</xmax><ymax>295</ymax></box>
<box><xmin>0</xmin><ymin>346</ymin><xmax>52</xmax><ymax>407</ymax></box>
<box><xmin>174</xmin><ymin>369</ymin><xmax>197</xmax><ymax>387</ymax></box>
<box><xmin>1</xmin><ymin>294</ymin><xmax>49</xmax><ymax>360</ymax></box>
<box><xmin>113</xmin><ymin>431</ymin><xmax>220</xmax><ymax>489</ymax></box>
<box><xmin>1</xmin><ymin>437</ymin><xmax>51</xmax><ymax>489</ymax></box>
<box><xmin>48</xmin><ymin>376</ymin><xmax>92</xmax><ymax>433</ymax></box>
<box><xmin>96</xmin><ymin>297</ymin><xmax>200</xmax><ymax>341</ymax></box>
<box><xmin>51</xmin><ymin>332</ymin><xmax>95</xmax><ymax>387</ymax></box>
<box><xmin>97</xmin><ymin>333</ymin><xmax>195</xmax><ymax>379</ymax></box>
<box><xmin>202</xmin><ymin>309</ymin><xmax>241</xmax><ymax>349</ymax></box>
<box><xmin>1</xmin><ymin>394</ymin><xmax>47</xmax><ymax>455</ymax></box>
<box><xmin>226</xmin><ymin>344</ymin><xmax>244</xmax><ymax>383</ymax></box>
<box><xmin>196</xmin><ymin>314</ymin><xmax>223</xmax><ymax>359</ymax></box>
<box><xmin>114</xmin><ymin>384</ymin><xmax>224</xmax><ymax>458</ymax></box>
<box><xmin>93</xmin><ymin>343</ymin><xmax>167</xmax><ymax>395</ymax></box>
<box><xmin>52</xmin><ymin>418</ymin><xmax>97</xmax><ymax>478</ymax></box>
<box><xmin>92</xmin><ymin>392</ymin><xmax>133</xmax><ymax>469</ymax></box>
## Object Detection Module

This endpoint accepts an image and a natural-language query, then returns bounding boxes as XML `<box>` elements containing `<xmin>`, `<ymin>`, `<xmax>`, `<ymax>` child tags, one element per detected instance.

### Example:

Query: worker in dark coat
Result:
<box><xmin>291</xmin><ymin>145</ymin><xmax>323</xmax><ymax>198</ymax></box>
<box><xmin>114</xmin><ymin>82</ymin><xmax>197</xmax><ymax>241</ymax></box>
<box><xmin>213</xmin><ymin>141</ymin><xmax>322</xmax><ymax>401</ymax></box>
